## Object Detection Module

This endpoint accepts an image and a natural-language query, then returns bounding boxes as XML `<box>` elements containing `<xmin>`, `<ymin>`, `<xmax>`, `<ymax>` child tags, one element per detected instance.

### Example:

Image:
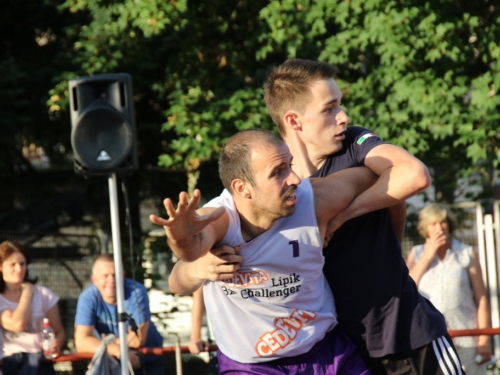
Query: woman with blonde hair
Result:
<box><xmin>406</xmin><ymin>203</ymin><xmax>491</xmax><ymax>375</ymax></box>
<box><xmin>0</xmin><ymin>241</ymin><xmax>65</xmax><ymax>374</ymax></box>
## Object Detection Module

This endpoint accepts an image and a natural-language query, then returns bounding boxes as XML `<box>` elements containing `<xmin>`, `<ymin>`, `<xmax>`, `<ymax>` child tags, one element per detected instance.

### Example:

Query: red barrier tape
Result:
<box><xmin>448</xmin><ymin>327</ymin><xmax>500</xmax><ymax>338</ymax></box>
<box><xmin>53</xmin><ymin>344</ymin><xmax>219</xmax><ymax>362</ymax></box>
<box><xmin>48</xmin><ymin>330</ymin><xmax>500</xmax><ymax>363</ymax></box>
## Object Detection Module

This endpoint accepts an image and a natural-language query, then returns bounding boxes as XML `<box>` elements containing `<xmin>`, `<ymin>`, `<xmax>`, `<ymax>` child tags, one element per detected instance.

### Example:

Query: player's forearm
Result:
<box><xmin>169</xmin><ymin>261</ymin><xmax>206</xmax><ymax>294</ymax></box>
<box><xmin>167</xmin><ymin>234</ymin><xmax>207</xmax><ymax>262</ymax></box>
<box><xmin>190</xmin><ymin>314</ymin><xmax>203</xmax><ymax>342</ymax></box>
<box><xmin>388</xmin><ymin>202</ymin><xmax>407</xmax><ymax>243</ymax></box>
<box><xmin>339</xmin><ymin>163</ymin><xmax>430</xmax><ymax>222</ymax></box>
<box><xmin>191</xmin><ymin>288</ymin><xmax>205</xmax><ymax>337</ymax></box>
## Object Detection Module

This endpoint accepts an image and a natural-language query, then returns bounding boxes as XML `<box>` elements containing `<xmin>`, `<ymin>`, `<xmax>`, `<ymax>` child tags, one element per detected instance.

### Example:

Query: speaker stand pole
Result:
<box><xmin>108</xmin><ymin>173</ymin><xmax>130</xmax><ymax>375</ymax></box>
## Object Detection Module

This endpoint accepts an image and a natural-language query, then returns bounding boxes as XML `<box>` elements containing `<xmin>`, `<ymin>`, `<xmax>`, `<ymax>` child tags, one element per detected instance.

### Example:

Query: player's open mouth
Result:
<box><xmin>285</xmin><ymin>192</ymin><xmax>298</xmax><ymax>206</ymax></box>
<box><xmin>334</xmin><ymin>131</ymin><xmax>346</xmax><ymax>140</ymax></box>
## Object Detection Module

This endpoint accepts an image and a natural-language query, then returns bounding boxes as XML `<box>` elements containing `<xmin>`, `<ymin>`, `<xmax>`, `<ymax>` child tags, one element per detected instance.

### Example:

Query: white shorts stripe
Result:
<box><xmin>432</xmin><ymin>339</ymin><xmax>447</xmax><ymax>374</ymax></box>
<box><xmin>432</xmin><ymin>336</ymin><xmax>463</xmax><ymax>375</ymax></box>
<box><xmin>437</xmin><ymin>337</ymin><xmax>455</xmax><ymax>374</ymax></box>
<box><xmin>441</xmin><ymin>336</ymin><xmax>463</xmax><ymax>374</ymax></box>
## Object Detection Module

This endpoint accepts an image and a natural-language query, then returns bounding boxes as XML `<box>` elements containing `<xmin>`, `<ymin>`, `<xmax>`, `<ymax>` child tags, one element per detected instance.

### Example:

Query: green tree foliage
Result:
<box><xmin>3</xmin><ymin>0</ymin><xmax>500</xmax><ymax>207</ymax></box>
<box><xmin>51</xmin><ymin>0</ymin><xmax>277</xmax><ymax>197</ymax></box>
<box><xmin>259</xmin><ymin>0</ymin><xmax>500</xmax><ymax>202</ymax></box>
<box><xmin>0</xmin><ymin>0</ymin><xmax>82</xmax><ymax>211</ymax></box>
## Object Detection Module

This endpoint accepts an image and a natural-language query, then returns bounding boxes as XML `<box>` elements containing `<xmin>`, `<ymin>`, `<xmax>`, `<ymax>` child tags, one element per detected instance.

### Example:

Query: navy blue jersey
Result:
<box><xmin>312</xmin><ymin>126</ymin><xmax>447</xmax><ymax>357</ymax></box>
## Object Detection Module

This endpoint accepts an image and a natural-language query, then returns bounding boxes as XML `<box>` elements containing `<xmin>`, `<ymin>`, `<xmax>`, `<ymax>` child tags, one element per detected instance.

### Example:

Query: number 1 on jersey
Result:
<box><xmin>288</xmin><ymin>240</ymin><xmax>300</xmax><ymax>257</ymax></box>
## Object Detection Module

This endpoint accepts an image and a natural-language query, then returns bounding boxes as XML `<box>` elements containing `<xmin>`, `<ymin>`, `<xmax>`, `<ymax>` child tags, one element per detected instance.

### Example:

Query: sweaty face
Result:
<box><xmin>297</xmin><ymin>78</ymin><xmax>350</xmax><ymax>157</ymax></box>
<box><xmin>91</xmin><ymin>260</ymin><xmax>117</xmax><ymax>304</ymax></box>
<box><xmin>248</xmin><ymin>143</ymin><xmax>302</xmax><ymax>221</ymax></box>
<box><xmin>0</xmin><ymin>252</ymin><xmax>27</xmax><ymax>285</ymax></box>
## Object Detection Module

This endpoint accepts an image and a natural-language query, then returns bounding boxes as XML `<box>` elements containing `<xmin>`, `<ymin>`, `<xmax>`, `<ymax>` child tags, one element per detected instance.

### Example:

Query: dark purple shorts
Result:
<box><xmin>217</xmin><ymin>326</ymin><xmax>373</xmax><ymax>374</ymax></box>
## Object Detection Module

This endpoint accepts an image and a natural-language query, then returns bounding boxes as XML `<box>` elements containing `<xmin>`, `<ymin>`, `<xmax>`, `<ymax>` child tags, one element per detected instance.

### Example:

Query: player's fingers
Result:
<box><xmin>222</xmin><ymin>255</ymin><xmax>243</xmax><ymax>264</ymax></box>
<box><xmin>178</xmin><ymin>191</ymin><xmax>189</xmax><ymax>207</ymax></box>
<box><xmin>208</xmin><ymin>256</ymin><xmax>237</xmax><ymax>269</ymax></box>
<box><xmin>219</xmin><ymin>262</ymin><xmax>241</xmax><ymax>273</ymax></box>
<box><xmin>164</xmin><ymin>198</ymin><xmax>178</xmax><ymax>218</ymax></box>
<box><xmin>325</xmin><ymin>219</ymin><xmax>339</xmax><ymax>239</ymax></box>
<box><xmin>323</xmin><ymin>232</ymin><xmax>334</xmax><ymax>247</ymax></box>
<box><xmin>187</xmin><ymin>189</ymin><xmax>201</xmax><ymax>210</ymax></box>
<box><xmin>149</xmin><ymin>214</ymin><xmax>169</xmax><ymax>226</ymax></box>
<box><xmin>210</xmin><ymin>249</ymin><xmax>243</xmax><ymax>265</ymax></box>
<box><xmin>211</xmin><ymin>245</ymin><xmax>237</xmax><ymax>256</ymax></box>
<box><xmin>208</xmin><ymin>260</ymin><xmax>239</xmax><ymax>275</ymax></box>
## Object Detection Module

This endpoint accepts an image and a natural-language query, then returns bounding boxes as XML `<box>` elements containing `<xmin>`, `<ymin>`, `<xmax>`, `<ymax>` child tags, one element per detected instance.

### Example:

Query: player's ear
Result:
<box><xmin>231</xmin><ymin>179</ymin><xmax>251</xmax><ymax>199</ymax></box>
<box><xmin>284</xmin><ymin>111</ymin><xmax>301</xmax><ymax>131</ymax></box>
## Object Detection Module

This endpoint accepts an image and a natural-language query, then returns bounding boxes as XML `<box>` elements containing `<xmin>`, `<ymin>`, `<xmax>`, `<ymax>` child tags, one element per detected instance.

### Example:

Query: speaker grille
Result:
<box><xmin>71</xmin><ymin>106</ymin><xmax>133</xmax><ymax>171</ymax></box>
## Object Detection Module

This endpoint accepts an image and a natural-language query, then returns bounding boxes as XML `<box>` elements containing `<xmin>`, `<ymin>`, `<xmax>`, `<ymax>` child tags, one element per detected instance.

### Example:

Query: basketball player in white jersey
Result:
<box><xmin>150</xmin><ymin>129</ymin><xmax>376</xmax><ymax>374</ymax></box>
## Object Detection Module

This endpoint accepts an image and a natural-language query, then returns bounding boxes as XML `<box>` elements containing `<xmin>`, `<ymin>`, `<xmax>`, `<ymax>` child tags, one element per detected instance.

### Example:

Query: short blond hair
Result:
<box><xmin>263</xmin><ymin>59</ymin><xmax>337</xmax><ymax>135</ymax></box>
<box><xmin>417</xmin><ymin>203</ymin><xmax>456</xmax><ymax>238</ymax></box>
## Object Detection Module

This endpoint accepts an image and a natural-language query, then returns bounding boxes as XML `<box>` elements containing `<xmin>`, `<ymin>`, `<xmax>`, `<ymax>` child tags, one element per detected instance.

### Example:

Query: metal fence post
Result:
<box><xmin>484</xmin><ymin>214</ymin><xmax>500</xmax><ymax>359</ymax></box>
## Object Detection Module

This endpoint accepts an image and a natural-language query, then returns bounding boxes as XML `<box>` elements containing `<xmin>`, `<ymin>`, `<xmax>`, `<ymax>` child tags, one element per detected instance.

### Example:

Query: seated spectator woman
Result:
<box><xmin>406</xmin><ymin>203</ymin><xmax>491</xmax><ymax>375</ymax></box>
<box><xmin>0</xmin><ymin>241</ymin><xmax>65</xmax><ymax>375</ymax></box>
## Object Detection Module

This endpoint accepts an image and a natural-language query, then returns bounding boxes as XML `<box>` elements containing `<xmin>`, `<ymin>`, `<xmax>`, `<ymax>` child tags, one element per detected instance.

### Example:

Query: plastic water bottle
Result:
<box><xmin>475</xmin><ymin>354</ymin><xmax>498</xmax><ymax>367</ymax></box>
<box><xmin>41</xmin><ymin>318</ymin><xmax>56</xmax><ymax>359</ymax></box>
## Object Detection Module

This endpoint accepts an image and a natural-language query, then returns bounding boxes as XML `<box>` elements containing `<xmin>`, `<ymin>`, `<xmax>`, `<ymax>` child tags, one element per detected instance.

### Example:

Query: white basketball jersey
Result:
<box><xmin>203</xmin><ymin>179</ymin><xmax>337</xmax><ymax>363</ymax></box>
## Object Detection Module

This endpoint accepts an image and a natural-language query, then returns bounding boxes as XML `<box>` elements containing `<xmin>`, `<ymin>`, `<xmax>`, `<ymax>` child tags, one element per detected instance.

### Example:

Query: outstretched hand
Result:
<box><xmin>149</xmin><ymin>189</ymin><xmax>225</xmax><ymax>242</ymax></box>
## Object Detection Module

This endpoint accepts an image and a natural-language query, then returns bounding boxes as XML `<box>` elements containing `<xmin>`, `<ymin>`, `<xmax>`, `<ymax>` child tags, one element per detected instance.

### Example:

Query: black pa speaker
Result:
<box><xmin>69</xmin><ymin>73</ymin><xmax>138</xmax><ymax>176</ymax></box>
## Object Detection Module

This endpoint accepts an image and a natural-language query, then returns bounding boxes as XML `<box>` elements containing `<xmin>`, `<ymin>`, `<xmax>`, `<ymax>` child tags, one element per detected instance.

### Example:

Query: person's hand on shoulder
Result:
<box><xmin>196</xmin><ymin>246</ymin><xmax>242</xmax><ymax>282</ymax></box>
